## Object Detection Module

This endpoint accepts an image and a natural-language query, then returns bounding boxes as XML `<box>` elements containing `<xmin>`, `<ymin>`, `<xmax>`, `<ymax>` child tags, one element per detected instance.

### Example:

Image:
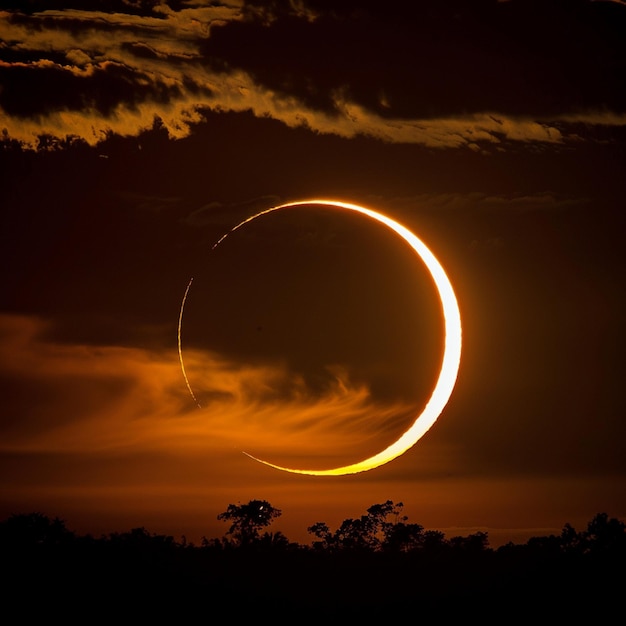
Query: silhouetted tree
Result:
<box><xmin>583</xmin><ymin>512</ymin><xmax>626</xmax><ymax>555</ymax></box>
<box><xmin>383</xmin><ymin>520</ymin><xmax>425</xmax><ymax>552</ymax></box>
<box><xmin>524</xmin><ymin>533</ymin><xmax>561</xmax><ymax>555</ymax></box>
<box><xmin>201</xmin><ymin>535</ymin><xmax>226</xmax><ymax>550</ymax></box>
<box><xmin>449</xmin><ymin>531</ymin><xmax>490</xmax><ymax>553</ymax></box>
<box><xmin>556</xmin><ymin>513</ymin><xmax>626</xmax><ymax>556</ymax></box>
<box><xmin>420</xmin><ymin>529</ymin><xmax>448</xmax><ymax>554</ymax></box>
<box><xmin>308</xmin><ymin>500</ymin><xmax>414</xmax><ymax>552</ymax></box>
<box><xmin>257</xmin><ymin>530</ymin><xmax>294</xmax><ymax>550</ymax></box>
<box><xmin>217</xmin><ymin>500</ymin><xmax>282</xmax><ymax>547</ymax></box>
<box><xmin>560</xmin><ymin>522</ymin><xmax>583</xmax><ymax>553</ymax></box>
<box><xmin>368</xmin><ymin>500</ymin><xmax>405</xmax><ymax>545</ymax></box>
<box><xmin>105</xmin><ymin>526</ymin><xmax>178</xmax><ymax>552</ymax></box>
<box><xmin>334</xmin><ymin>515</ymin><xmax>375</xmax><ymax>551</ymax></box>
<box><xmin>0</xmin><ymin>512</ymin><xmax>73</xmax><ymax>549</ymax></box>
<box><xmin>307</xmin><ymin>521</ymin><xmax>334</xmax><ymax>551</ymax></box>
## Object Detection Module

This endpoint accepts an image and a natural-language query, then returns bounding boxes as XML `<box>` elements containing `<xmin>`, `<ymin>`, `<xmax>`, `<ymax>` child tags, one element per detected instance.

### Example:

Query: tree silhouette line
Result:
<box><xmin>5</xmin><ymin>499</ymin><xmax>622</xmax><ymax>555</ymax></box>
<box><xmin>1</xmin><ymin>499</ymin><xmax>624</xmax><ymax>558</ymax></box>
<box><xmin>1</xmin><ymin>501</ymin><xmax>624</xmax><ymax>619</ymax></box>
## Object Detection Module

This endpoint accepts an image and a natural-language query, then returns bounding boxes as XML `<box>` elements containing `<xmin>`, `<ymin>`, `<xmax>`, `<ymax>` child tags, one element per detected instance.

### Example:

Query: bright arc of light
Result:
<box><xmin>178</xmin><ymin>277</ymin><xmax>201</xmax><ymax>408</ymax></box>
<box><xmin>179</xmin><ymin>199</ymin><xmax>462</xmax><ymax>475</ymax></box>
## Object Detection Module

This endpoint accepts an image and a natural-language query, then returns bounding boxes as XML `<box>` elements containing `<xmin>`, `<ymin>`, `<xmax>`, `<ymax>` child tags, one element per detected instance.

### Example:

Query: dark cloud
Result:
<box><xmin>205</xmin><ymin>0</ymin><xmax>626</xmax><ymax>119</ymax></box>
<box><xmin>182</xmin><ymin>195</ymin><xmax>282</xmax><ymax>228</ymax></box>
<box><xmin>1</xmin><ymin>0</ymin><xmax>171</xmax><ymax>18</ymax></box>
<box><xmin>1</xmin><ymin>1</ymin><xmax>624</xmax><ymax>149</ymax></box>
<box><xmin>0</xmin><ymin>60</ymin><xmax>186</xmax><ymax>118</ymax></box>
<box><xmin>0</xmin><ymin>3</ymin><xmax>235</xmax><ymax>146</ymax></box>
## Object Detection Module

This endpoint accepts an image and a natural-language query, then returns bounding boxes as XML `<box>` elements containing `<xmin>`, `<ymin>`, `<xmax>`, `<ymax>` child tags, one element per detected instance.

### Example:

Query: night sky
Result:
<box><xmin>1</xmin><ymin>0</ymin><xmax>625</xmax><ymax>546</ymax></box>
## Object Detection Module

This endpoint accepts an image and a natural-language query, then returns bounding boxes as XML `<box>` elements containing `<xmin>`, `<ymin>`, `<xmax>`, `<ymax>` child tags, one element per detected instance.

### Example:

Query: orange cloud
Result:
<box><xmin>0</xmin><ymin>314</ymin><xmax>414</xmax><ymax>470</ymax></box>
<box><xmin>1</xmin><ymin>6</ymin><xmax>624</xmax><ymax>150</ymax></box>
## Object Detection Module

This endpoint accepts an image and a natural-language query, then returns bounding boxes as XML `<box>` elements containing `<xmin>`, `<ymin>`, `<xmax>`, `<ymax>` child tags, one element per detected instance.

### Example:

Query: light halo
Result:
<box><xmin>179</xmin><ymin>199</ymin><xmax>462</xmax><ymax>475</ymax></box>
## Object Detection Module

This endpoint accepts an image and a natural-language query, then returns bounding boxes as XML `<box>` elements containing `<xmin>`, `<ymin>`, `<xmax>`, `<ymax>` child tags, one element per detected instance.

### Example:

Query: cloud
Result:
<box><xmin>0</xmin><ymin>314</ymin><xmax>414</xmax><ymax>469</ymax></box>
<box><xmin>1</xmin><ymin>1</ymin><xmax>624</xmax><ymax>149</ymax></box>
<box><xmin>202</xmin><ymin>0</ymin><xmax>626</xmax><ymax>119</ymax></box>
<box><xmin>0</xmin><ymin>3</ymin><xmax>237</xmax><ymax>144</ymax></box>
<box><xmin>387</xmin><ymin>191</ymin><xmax>588</xmax><ymax>215</ymax></box>
<box><xmin>182</xmin><ymin>195</ymin><xmax>281</xmax><ymax>227</ymax></box>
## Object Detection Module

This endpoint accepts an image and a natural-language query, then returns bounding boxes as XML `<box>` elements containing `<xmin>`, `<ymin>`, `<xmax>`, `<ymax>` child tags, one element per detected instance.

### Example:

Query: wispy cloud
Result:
<box><xmin>0</xmin><ymin>314</ymin><xmax>413</xmax><ymax>468</ymax></box>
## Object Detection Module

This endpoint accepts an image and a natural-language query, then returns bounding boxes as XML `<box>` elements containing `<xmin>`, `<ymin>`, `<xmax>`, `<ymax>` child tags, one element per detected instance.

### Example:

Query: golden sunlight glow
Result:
<box><xmin>179</xmin><ymin>199</ymin><xmax>462</xmax><ymax>475</ymax></box>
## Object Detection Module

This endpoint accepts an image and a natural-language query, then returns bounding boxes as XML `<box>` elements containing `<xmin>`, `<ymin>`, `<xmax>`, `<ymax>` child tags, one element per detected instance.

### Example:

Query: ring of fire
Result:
<box><xmin>178</xmin><ymin>199</ymin><xmax>462</xmax><ymax>475</ymax></box>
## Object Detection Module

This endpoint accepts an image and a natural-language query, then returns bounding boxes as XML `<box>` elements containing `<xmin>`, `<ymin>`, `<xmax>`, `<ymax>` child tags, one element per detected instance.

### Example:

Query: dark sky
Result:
<box><xmin>1</xmin><ymin>0</ymin><xmax>625</xmax><ymax>545</ymax></box>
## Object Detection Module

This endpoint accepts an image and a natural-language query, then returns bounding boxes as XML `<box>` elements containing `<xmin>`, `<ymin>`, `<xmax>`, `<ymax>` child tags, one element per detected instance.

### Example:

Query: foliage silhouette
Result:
<box><xmin>1</xmin><ymin>505</ymin><xmax>624</xmax><ymax>620</ymax></box>
<box><xmin>449</xmin><ymin>530</ymin><xmax>490</xmax><ymax>553</ymax></box>
<box><xmin>309</xmin><ymin>500</ymin><xmax>429</xmax><ymax>552</ymax></box>
<box><xmin>0</xmin><ymin>511</ymin><xmax>74</xmax><ymax>549</ymax></box>
<box><xmin>308</xmin><ymin>500</ymin><xmax>488</xmax><ymax>555</ymax></box>
<box><xmin>584</xmin><ymin>511</ymin><xmax>626</xmax><ymax>554</ymax></box>
<box><xmin>216</xmin><ymin>499</ymin><xmax>282</xmax><ymax>547</ymax></box>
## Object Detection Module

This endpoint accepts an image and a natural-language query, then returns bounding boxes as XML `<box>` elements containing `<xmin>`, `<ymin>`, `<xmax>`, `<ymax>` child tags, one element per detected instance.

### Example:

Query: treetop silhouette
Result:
<box><xmin>216</xmin><ymin>499</ymin><xmax>282</xmax><ymax>547</ymax></box>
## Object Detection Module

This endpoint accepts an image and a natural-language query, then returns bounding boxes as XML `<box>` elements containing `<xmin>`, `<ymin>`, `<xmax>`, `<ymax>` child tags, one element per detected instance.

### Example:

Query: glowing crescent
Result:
<box><xmin>179</xmin><ymin>199</ymin><xmax>462</xmax><ymax>475</ymax></box>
